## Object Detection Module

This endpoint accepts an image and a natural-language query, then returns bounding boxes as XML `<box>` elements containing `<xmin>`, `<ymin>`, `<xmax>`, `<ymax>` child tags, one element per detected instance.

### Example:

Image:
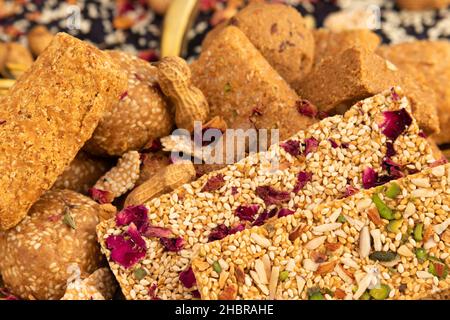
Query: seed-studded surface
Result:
<box><xmin>52</xmin><ymin>151</ymin><xmax>112</xmax><ymax>195</ymax></box>
<box><xmin>0</xmin><ymin>190</ymin><xmax>107</xmax><ymax>300</ymax></box>
<box><xmin>85</xmin><ymin>50</ymin><xmax>174</xmax><ymax>157</ymax></box>
<box><xmin>192</xmin><ymin>164</ymin><xmax>450</xmax><ymax>300</ymax></box>
<box><xmin>94</xmin><ymin>151</ymin><xmax>141</xmax><ymax>198</ymax></box>
<box><xmin>61</xmin><ymin>267</ymin><xmax>117</xmax><ymax>300</ymax></box>
<box><xmin>97</xmin><ymin>89</ymin><xmax>436</xmax><ymax>300</ymax></box>
<box><xmin>0</xmin><ymin>33</ymin><xmax>127</xmax><ymax>230</ymax></box>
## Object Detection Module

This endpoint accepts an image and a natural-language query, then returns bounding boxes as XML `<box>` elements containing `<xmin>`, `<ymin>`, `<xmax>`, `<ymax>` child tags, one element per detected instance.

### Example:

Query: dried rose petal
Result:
<box><xmin>418</xmin><ymin>131</ymin><xmax>427</xmax><ymax>138</ymax></box>
<box><xmin>431</xmin><ymin>157</ymin><xmax>448</xmax><ymax>168</ymax></box>
<box><xmin>362</xmin><ymin>167</ymin><xmax>378</xmax><ymax>189</ymax></box>
<box><xmin>386</xmin><ymin>142</ymin><xmax>396</xmax><ymax>158</ymax></box>
<box><xmin>235</xmin><ymin>204</ymin><xmax>259</xmax><ymax>222</ymax></box>
<box><xmin>148</xmin><ymin>283</ymin><xmax>160</xmax><ymax>300</ymax></box>
<box><xmin>304</xmin><ymin>138</ymin><xmax>319</xmax><ymax>155</ymax></box>
<box><xmin>105</xmin><ymin>235</ymin><xmax>146</xmax><ymax>269</ymax></box>
<box><xmin>88</xmin><ymin>188</ymin><xmax>114</xmax><ymax>204</ymax></box>
<box><xmin>293</xmin><ymin>171</ymin><xmax>312</xmax><ymax>193</ymax></box>
<box><xmin>208</xmin><ymin>224</ymin><xmax>229</xmax><ymax>242</ymax></box>
<box><xmin>201</xmin><ymin>174</ymin><xmax>225</xmax><ymax>192</ymax></box>
<box><xmin>328</xmin><ymin>139</ymin><xmax>339</xmax><ymax>148</ymax></box>
<box><xmin>280</xmin><ymin>140</ymin><xmax>301</xmax><ymax>156</ymax></box>
<box><xmin>116</xmin><ymin>205</ymin><xmax>148</xmax><ymax>232</ymax></box>
<box><xmin>297</xmin><ymin>100</ymin><xmax>318</xmax><ymax>118</ymax></box>
<box><xmin>231</xmin><ymin>187</ymin><xmax>239</xmax><ymax>195</ymax></box>
<box><xmin>379</xmin><ymin>109</ymin><xmax>413</xmax><ymax>141</ymax></box>
<box><xmin>127</xmin><ymin>223</ymin><xmax>146</xmax><ymax>249</ymax></box>
<box><xmin>179</xmin><ymin>267</ymin><xmax>196</xmax><ymax>289</ymax></box>
<box><xmin>318</xmin><ymin>111</ymin><xmax>329</xmax><ymax>120</ymax></box>
<box><xmin>191</xmin><ymin>290</ymin><xmax>201</xmax><ymax>299</ymax></box>
<box><xmin>138</xmin><ymin>49</ymin><xmax>159</xmax><ymax>62</ymax></box>
<box><xmin>341</xmin><ymin>143</ymin><xmax>350</xmax><ymax>149</ymax></box>
<box><xmin>119</xmin><ymin>91</ymin><xmax>128</xmax><ymax>101</ymax></box>
<box><xmin>144</xmin><ymin>226</ymin><xmax>173</xmax><ymax>239</ymax></box>
<box><xmin>160</xmin><ymin>236</ymin><xmax>185</xmax><ymax>252</ymax></box>
<box><xmin>229</xmin><ymin>223</ymin><xmax>246</xmax><ymax>234</ymax></box>
<box><xmin>382</xmin><ymin>157</ymin><xmax>404</xmax><ymax>180</ymax></box>
<box><xmin>252</xmin><ymin>208</ymin><xmax>277</xmax><ymax>226</ymax></box>
<box><xmin>145</xmin><ymin>139</ymin><xmax>162</xmax><ymax>152</ymax></box>
<box><xmin>278</xmin><ymin>208</ymin><xmax>294</xmax><ymax>218</ymax></box>
<box><xmin>343</xmin><ymin>185</ymin><xmax>359</xmax><ymax>198</ymax></box>
<box><xmin>256</xmin><ymin>186</ymin><xmax>290</xmax><ymax>206</ymax></box>
<box><xmin>0</xmin><ymin>288</ymin><xmax>18</xmax><ymax>300</ymax></box>
<box><xmin>390</xmin><ymin>87</ymin><xmax>400</xmax><ymax>101</ymax></box>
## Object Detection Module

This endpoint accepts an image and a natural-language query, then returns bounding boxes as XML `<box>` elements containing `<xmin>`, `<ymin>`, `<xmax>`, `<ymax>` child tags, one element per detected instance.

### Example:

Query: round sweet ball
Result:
<box><xmin>0</xmin><ymin>190</ymin><xmax>106</xmax><ymax>300</ymax></box>
<box><xmin>84</xmin><ymin>50</ymin><xmax>174</xmax><ymax>157</ymax></box>
<box><xmin>232</xmin><ymin>2</ymin><xmax>314</xmax><ymax>89</ymax></box>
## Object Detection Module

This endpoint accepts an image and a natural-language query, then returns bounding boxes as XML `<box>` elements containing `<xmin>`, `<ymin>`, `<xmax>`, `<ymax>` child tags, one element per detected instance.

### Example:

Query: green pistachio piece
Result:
<box><xmin>309</xmin><ymin>292</ymin><xmax>324</xmax><ymax>300</ymax></box>
<box><xmin>369</xmin><ymin>284</ymin><xmax>391</xmax><ymax>300</ymax></box>
<box><xmin>369</xmin><ymin>251</ymin><xmax>398</xmax><ymax>262</ymax></box>
<box><xmin>415</xmin><ymin>248</ymin><xmax>427</xmax><ymax>262</ymax></box>
<box><xmin>413</xmin><ymin>223</ymin><xmax>424</xmax><ymax>241</ymax></box>
<box><xmin>372</xmin><ymin>194</ymin><xmax>394</xmax><ymax>220</ymax></box>
<box><xmin>360</xmin><ymin>291</ymin><xmax>371</xmax><ymax>300</ymax></box>
<box><xmin>387</xmin><ymin>219</ymin><xmax>403</xmax><ymax>233</ymax></box>
<box><xmin>279</xmin><ymin>271</ymin><xmax>289</xmax><ymax>282</ymax></box>
<box><xmin>385</xmin><ymin>182</ymin><xmax>401</xmax><ymax>199</ymax></box>
<box><xmin>337</xmin><ymin>215</ymin><xmax>347</xmax><ymax>223</ymax></box>
<box><xmin>213</xmin><ymin>261</ymin><xmax>222</xmax><ymax>274</ymax></box>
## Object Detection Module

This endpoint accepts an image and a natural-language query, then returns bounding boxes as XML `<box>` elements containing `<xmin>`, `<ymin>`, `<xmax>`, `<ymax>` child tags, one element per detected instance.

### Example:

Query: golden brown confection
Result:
<box><xmin>27</xmin><ymin>25</ymin><xmax>54</xmax><ymax>57</ymax></box>
<box><xmin>0</xmin><ymin>42</ymin><xmax>34</xmax><ymax>78</ymax></box>
<box><xmin>298</xmin><ymin>47</ymin><xmax>440</xmax><ymax>135</ymax></box>
<box><xmin>377</xmin><ymin>41</ymin><xmax>450</xmax><ymax>144</ymax></box>
<box><xmin>428</xmin><ymin>138</ymin><xmax>444</xmax><ymax>160</ymax></box>
<box><xmin>312</xmin><ymin>28</ymin><xmax>381</xmax><ymax>68</ymax></box>
<box><xmin>0</xmin><ymin>33</ymin><xmax>127</xmax><ymax>230</ymax></box>
<box><xmin>137</xmin><ymin>152</ymin><xmax>171</xmax><ymax>185</ymax></box>
<box><xmin>397</xmin><ymin>0</ymin><xmax>450</xmax><ymax>10</ymax></box>
<box><xmin>191</xmin><ymin>26</ymin><xmax>317</xmax><ymax>141</ymax></box>
<box><xmin>52</xmin><ymin>151</ymin><xmax>112</xmax><ymax>194</ymax></box>
<box><xmin>0</xmin><ymin>190</ymin><xmax>107</xmax><ymax>300</ymax></box>
<box><xmin>84</xmin><ymin>50</ymin><xmax>174</xmax><ymax>157</ymax></box>
<box><xmin>207</xmin><ymin>2</ymin><xmax>314</xmax><ymax>89</ymax></box>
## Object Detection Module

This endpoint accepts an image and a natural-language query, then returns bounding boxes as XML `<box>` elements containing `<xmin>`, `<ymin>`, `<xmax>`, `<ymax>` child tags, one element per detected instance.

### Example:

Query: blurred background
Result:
<box><xmin>0</xmin><ymin>0</ymin><xmax>449</xmax><ymax>63</ymax></box>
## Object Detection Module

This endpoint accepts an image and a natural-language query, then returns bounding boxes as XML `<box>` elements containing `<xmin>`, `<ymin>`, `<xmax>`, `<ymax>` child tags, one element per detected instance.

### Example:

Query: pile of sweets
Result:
<box><xmin>0</xmin><ymin>2</ymin><xmax>450</xmax><ymax>300</ymax></box>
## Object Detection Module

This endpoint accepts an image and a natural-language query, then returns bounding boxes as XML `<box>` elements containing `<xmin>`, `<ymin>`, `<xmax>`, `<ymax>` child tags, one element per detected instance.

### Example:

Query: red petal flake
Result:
<box><xmin>280</xmin><ymin>140</ymin><xmax>301</xmax><ymax>156</ymax></box>
<box><xmin>191</xmin><ymin>290</ymin><xmax>201</xmax><ymax>299</ymax></box>
<box><xmin>119</xmin><ymin>91</ymin><xmax>128</xmax><ymax>101</ymax></box>
<box><xmin>201</xmin><ymin>174</ymin><xmax>225</xmax><ymax>192</ymax></box>
<box><xmin>160</xmin><ymin>236</ymin><xmax>185</xmax><ymax>252</ymax></box>
<box><xmin>208</xmin><ymin>224</ymin><xmax>230</xmax><ymax>242</ymax></box>
<box><xmin>278</xmin><ymin>208</ymin><xmax>295</xmax><ymax>218</ymax></box>
<box><xmin>343</xmin><ymin>185</ymin><xmax>359</xmax><ymax>198</ymax></box>
<box><xmin>116</xmin><ymin>205</ymin><xmax>149</xmax><ymax>232</ymax></box>
<box><xmin>143</xmin><ymin>226</ymin><xmax>173</xmax><ymax>239</ymax></box>
<box><xmin>229</xmin><ymin>223</ymin><xmax>246</xmax><ymax>234</ymax></box>
<box><xmin>127</xmin><ymin>223</ymin><xmax>146</xmax><ymax>249</ymax></box>
<box><xmin>105</xmin><ymin>235</ymin><xmax>146</xmax><ymax>269</ymax></box>
<box><xmin>362</xmin><ymin>167</ymin><xmax>378</xmax><ymax>189</ymax></box>
<box><xmin>179</xmin><ymin>267</ymin><xmax>197</xmax><ymax>289</ymax></box>
<box><xmin>379</xmin><ymin>108</ymin><xmax>413</xmax><ymax>141</ymax></box>
<box><xmin>148</xmin><ymin>283</ymin><xmax>160</xmax><ymax>300</ymax></box>
<box><xmin>390</xmin><ymin>87</ymin><xmax>400</xmax><ymax>101</ymax></box>
<box><xmin>382</xmin><ymin>157</ymin><xmax>404</xmax><ymax>180</ymax></box>
<box><xmin>328</xmin><ymin>139</ymin><xmax>339</xmax><ymax>148</ymax></box>
<box><xmin>256</xmin><ymin>186</ymin><xmax>291</xmax><ymax>206</ymax></box>
<box><xmin>88</xmin><ymin>188</ymin><xmax>114</xmax><ymax>204</ymax></box>
<box><xmin>235</xmin><ymin>204</ymin><xmax>259</xmax><ymax>222</ymax></box>
<box><xmin>386</xmin><ymin>142</ymin><xmax>396</xmax><ymax>158</ymax></box>
<box><xmin>293</xmin><ymin>171</ymin><xmax>313</xmax><ymax>193</ymax></box>
<box><xmin>431</xmin><ymin>157</ymin><xmax>448</xmax><ymax>168</ymax></box>
<box><xmin>252</xmin><ymin>208</ymin><xmax>277</xmax><ymax>226</ymax></box>
<box><xmin>231</xmin><ymin>187</ymin><xmax>239</xmax><ymax>195</ymax></box>
<box><xmin>297</xmin><ymin>100</ymin><xmax>318</xmax><ymax>118</ymax></box>
<box><xmin>305</xmin><ymin>138</ymin><xmax>319</xmax><ymax>155</ymax></box>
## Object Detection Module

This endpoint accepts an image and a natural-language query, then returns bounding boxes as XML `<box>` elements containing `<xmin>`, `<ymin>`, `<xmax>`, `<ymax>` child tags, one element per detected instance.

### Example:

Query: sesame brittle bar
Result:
<box><xmin>192</xmin><ymin>164</ymin><xmax>450</xmax><ymax>300</ymax></box>
<box><xmin>97</xmin><ymin>88</ymin><xmax>437</xmax><ymax>300</ymax></box>
<box><xmin>0</xmin><ymin>33</ymin><xmax>127</xmax><ymax>230</ymax></box>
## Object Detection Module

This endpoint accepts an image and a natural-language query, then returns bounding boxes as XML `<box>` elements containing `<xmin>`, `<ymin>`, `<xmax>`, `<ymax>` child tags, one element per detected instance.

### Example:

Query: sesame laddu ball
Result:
<box><xmin>85</xmin><ymin>50</ymin><xmax>174</xmax><ymax>157</ymax></box>
<box><xmin>52</xmin><ymin>151</ymin><xmax>112</xmax><ymax>194</ymax></box>
<box><xmin>0</xmin><ymin>190</ymin><xmax>107</xmax><ymax>300</ymax></box>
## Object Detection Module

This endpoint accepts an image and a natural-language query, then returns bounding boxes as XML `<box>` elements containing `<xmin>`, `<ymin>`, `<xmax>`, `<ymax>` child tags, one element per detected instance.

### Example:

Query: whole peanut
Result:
<box><xmin>124</xmin><ymin>161</ymin><xmax>196</xmax><ymax>207</ymax></box>
<box><xmin>157</xmin><ymin>56</ymin><xmax>209</xmax><ymax>132</ymax></box>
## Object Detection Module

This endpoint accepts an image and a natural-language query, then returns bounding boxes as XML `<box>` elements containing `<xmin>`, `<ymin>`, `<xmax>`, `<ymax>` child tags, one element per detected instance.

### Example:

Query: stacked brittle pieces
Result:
<box><xmin>0</xmin><ymin>1</ymin><xmax>450</xmax><ymax>301</ymax></box>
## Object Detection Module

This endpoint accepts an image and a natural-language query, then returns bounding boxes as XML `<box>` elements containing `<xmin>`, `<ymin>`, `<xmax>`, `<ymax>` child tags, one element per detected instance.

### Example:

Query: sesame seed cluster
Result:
<box><xmin>97</xmin><ymin>88</ymin><xmax>436</xmax><ymax>300</ymax></box>
<box><xmin>192</xmin><ymin>164</ymin><xmax>450</xmax><ymax>300</ymax></box>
